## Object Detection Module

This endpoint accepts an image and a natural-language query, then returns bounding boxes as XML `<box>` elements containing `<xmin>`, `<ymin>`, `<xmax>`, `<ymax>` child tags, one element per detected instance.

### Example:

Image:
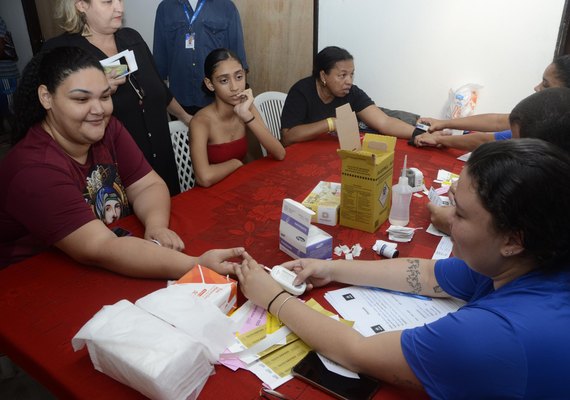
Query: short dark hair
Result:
<box><xmin>13</xmin><ymin>46</ymin><xmax>104</xmax><ymax>144</ymax></box>
<box><xmin>509</xmin><ymin>87</ymin><xmax>570</xmax><ymax>154</ymax></box>
<box><xmin>467</xmin><ymin>139</ymin><xmax>570</xmax><ymax>268</ymax></box>
<box><xmin>202</xmin><ymin>48</ymin><xmax>244</xmax><ymax>96</ymax></box>
<box><xmin>312</xmin><ymin>46</ymin><xmax>353</xmax><ymax>79</ymax></box>
<box><xmin>552</xmin><ymin>54</ymin><xmax>570</xmax><ymax>88</ymax></box>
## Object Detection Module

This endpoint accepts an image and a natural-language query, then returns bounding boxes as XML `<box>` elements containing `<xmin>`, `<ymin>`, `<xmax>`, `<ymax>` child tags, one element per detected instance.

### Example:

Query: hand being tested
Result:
<box><xmin>199</xmin><ymin>247</ymin><xmax>245</xmax><ymax>275</ymax></box>
<box><xmin>234</xmin><ymin>252</ymin><xmax>284</xmax><ymax>309</ymax></box>
<box><xmin>414</xmin><ymin>131</ymin><xmax>441</xmax><ymax>148</ymax></box>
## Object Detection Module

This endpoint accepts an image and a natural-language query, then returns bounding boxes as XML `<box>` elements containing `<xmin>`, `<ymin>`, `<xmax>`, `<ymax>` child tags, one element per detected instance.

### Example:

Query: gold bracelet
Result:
<box><xmin>326</xmin><ymin>117</ymin><xmax>334</xmax><ymax>133</ymax></box>
<box><xmin>276</xmin><ymin>296</ymin><xmax>295</xmax><ymax>321</ymax></box>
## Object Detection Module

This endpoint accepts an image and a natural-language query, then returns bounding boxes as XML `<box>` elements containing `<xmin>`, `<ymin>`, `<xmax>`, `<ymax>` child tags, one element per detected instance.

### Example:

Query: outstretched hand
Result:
<box><xmin>199</xmin><ymin>247</ymin><xmax>245</xmax><ymax>275</ymax></box>
<box><xmin>418</xmin><ymin>117</ymin><xmax>446</xmax><ymax>132</ymax></box>
<box><xmin>234</xmin><ymin>252</ymin><xmax>284</xmax><ymax>309</ymax></box>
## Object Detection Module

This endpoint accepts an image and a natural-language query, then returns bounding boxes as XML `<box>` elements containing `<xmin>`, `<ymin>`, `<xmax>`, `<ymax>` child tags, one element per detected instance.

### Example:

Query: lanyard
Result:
<box><xmin>182</xmin><ymin>0</ymin><xmax>206</xmax><ymax>31</ymax></box>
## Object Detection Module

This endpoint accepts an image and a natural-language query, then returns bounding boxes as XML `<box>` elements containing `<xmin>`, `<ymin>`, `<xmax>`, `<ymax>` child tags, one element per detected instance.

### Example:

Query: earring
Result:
<box><xmin>504</xmin><ymin>250</ymin><xmax>513</xmax><ymax>256</ymax></box>
<box><xmin>322</xmin><ymin>80</ymin><xmax>327</xmax><ymax>87</ymax></box>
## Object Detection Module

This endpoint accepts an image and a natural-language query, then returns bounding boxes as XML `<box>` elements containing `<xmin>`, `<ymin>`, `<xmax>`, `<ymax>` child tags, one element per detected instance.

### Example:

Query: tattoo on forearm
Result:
<box><xmin>406</xmin><ymin>259</ymin><xmax>422</xmax><ymax>294</ymax></box>
<box><xmin>433</xmin><ymin>285</ymin><xmax>443</xmax><ymax>293</ymax></box>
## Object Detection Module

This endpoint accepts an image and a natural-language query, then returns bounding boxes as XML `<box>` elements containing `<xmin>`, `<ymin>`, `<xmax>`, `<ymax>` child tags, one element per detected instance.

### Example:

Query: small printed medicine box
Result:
<box><xmin>301</xmin><ymin>181</ymin><xmax>341</xmax><ymax>226</ymax></box>
<box><xmin>279</xmin><ymin>198</ymin><xmax>333</xmax><ymax>260</ymax></box>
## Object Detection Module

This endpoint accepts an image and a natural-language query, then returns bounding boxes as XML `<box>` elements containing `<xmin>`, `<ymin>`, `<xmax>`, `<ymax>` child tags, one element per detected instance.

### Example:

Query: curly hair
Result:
<box><xmin>12</xmin><ymin>46</ymin><xmax>104</xmax><ymax>144</ymax></box>
<box><xmin>467</xmin><ymin>139</ymin><xmax>570</xmax><ymax>268</ymax></box>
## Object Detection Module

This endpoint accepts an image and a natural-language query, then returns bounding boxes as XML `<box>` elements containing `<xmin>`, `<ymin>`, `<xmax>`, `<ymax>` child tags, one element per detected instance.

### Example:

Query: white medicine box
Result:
<box><xmin>279</xmin><ymin>199</ymin><xmax>333</xmax><ymax>260</ymax></box>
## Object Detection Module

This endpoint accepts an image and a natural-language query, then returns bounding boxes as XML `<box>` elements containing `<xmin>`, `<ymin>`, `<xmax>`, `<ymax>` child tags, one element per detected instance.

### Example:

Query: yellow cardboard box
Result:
<box><xmin>335</xmin><ymin>104</ymin><xmax>396</xmax><ymax>233</ymax></box>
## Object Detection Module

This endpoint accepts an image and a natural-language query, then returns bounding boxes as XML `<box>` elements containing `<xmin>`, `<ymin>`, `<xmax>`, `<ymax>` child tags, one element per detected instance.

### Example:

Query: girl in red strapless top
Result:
<box><xmin>206</xmin><ymin>135</ymin><xmax>248</xmax><ymax>165</ymax></box>
<box><xmin>190</xmin><ymin>49</ymin><xmax>286</xmax><ymax>187</ymax></box>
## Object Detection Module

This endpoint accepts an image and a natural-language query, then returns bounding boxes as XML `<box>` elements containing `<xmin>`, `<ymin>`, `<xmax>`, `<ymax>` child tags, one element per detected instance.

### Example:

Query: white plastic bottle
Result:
<box><xmin>389</xmin><ymin>155</ymin><xmax>413</xmax><ymax>226</ymax></box>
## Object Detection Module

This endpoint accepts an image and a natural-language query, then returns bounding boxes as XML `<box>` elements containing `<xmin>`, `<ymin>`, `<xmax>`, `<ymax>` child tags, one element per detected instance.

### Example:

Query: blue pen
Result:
<box><xmin>368</xmin><ymin>287</ymin><xmax>432</xmax><ymax>301</ymax></box>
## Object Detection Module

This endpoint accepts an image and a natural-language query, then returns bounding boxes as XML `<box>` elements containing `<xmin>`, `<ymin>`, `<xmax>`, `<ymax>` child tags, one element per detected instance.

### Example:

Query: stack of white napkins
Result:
<box><xmin>72</xmin><ymin>285</ymin><xmax>238</xmax><ymax>400</ymax></box>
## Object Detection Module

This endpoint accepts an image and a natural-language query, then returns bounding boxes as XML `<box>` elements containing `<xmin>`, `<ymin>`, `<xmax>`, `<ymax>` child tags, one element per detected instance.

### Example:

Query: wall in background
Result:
<box><xmin>123</xmin><ymin>0</ymin><xmax>160</xmax><ymax>49</ymax></box>
<box><xmin>5</xmin><ymin>0</ymin><xmax>566</xmax><ymax>118</ymax></box>
<box><xmin>318</xmin><ymin>0</ymin><xmax>565</xmax><ymax>117</ymax></box>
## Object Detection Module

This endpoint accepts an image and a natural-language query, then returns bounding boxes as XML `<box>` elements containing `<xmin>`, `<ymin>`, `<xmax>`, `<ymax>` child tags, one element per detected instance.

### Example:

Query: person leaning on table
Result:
<box><xmin>0</xmin><ymin>47</ymin><xmax>243</xmax><ymax>276</ymax></box>
<box><xmin>235</xmin><ymin>139</ymin><xmax>570</xmax><ymax>399</ymax></box>
<box><xmin>428</xmin><ymin>87</ymin><xmax>570</xmax><ymax>235</ymax></box>
<box><xmin>280</xmin><ymin>46</ymin><xmax>418</xmax><ymax>146</ymax></box>
<box><xmin>43</xmin><ymin>0</ymin><xmax>194</xmax><ymax>196</ymax></box>
<box><xmin>412</xmin><ymin>54</ymin><xmax>570</xmax><ymax>150</ymax></box>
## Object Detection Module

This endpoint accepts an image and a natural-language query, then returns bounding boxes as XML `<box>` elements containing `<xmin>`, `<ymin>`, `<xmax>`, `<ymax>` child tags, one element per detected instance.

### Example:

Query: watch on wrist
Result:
<box><xmin>408</xmin><ymin>123</ymin><xmax>430</xmax><ymax>146</ymax></box>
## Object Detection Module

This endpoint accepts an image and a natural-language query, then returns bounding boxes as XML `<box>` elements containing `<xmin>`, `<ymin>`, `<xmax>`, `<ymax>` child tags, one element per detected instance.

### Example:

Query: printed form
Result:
<box><xmin>325</xmin><ymin>286</ymin><xmax>465</xmax><ymax>337</ymax></box>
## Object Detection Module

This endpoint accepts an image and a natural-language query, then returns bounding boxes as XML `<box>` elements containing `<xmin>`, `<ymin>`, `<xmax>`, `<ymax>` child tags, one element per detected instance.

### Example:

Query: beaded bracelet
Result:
<box><xmin>267</xmin><ymin>290</ymin><xmax>287</xmax><ymax>314</ymax></box>
<box><xmin>244</xmin><ymin>115</ymin><xmax>256</xmax><ymax>124</ymax></box>
<box><xmin>276</xmin><ymin>296</ymin><xmax>295</xmax><ymax>321</ymax></box>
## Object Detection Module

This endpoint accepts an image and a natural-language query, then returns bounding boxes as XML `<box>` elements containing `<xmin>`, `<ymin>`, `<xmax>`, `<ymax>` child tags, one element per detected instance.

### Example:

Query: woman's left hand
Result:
<box><xmin>105</xmin><ymin>70</ymin><xmax>127</xmax><ymax>95</ymax></box>
<box><xmin>233</xmin><ymin>88</ymin><xmax>255</xmax><ymax>121</ymax></box>
<box><xmin>234</xmin><ymin>251</ymin><xmax>284</xmax><ymax>309</ymax></box>
<box><xmin>144</xmin><ymin>227</ymin><xmax>185</xmax><ymax>251</ymax></box>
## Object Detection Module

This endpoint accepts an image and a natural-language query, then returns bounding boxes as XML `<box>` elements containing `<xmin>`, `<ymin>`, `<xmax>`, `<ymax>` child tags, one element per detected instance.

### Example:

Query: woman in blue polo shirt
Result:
<box><xmin>235</xmin><ymin>139</ymin><xmax>570</xmax><ymax>399</ymax></box>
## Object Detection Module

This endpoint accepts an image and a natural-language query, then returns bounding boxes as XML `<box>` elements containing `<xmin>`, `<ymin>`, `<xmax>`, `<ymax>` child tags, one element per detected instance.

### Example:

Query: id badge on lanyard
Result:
<box><xmin>183</xmin><ymin>0</ymin><xmax>205</xmax><ymax>50</ymax></box>
<box><xmin>185</xmin><ymin>32</ymin><xmax>195</xmax><ymax>49</ymax></box>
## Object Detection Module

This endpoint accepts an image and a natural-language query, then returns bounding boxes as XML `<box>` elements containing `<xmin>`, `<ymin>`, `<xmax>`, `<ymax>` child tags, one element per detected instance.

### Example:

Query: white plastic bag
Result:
<box><xmin>445</xmin><ymin>83</ymin><xmax>483</xmax><ymax>120</ymax></box>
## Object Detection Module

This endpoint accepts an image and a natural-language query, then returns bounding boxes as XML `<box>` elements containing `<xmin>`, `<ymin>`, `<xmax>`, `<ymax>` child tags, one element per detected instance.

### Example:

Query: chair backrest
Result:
<box><xmin>169</xmin><ymin>120</ymin><xmax>195</xmax><ymax>192</ymax></box>
<box><xmin>253</xmin><ymin>91</ymin><xmax>287</xmax><ymax>156</ymax></box>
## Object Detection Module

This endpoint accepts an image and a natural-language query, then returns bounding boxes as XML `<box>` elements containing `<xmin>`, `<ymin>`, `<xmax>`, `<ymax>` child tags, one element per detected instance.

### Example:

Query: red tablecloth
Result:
<box><xmin>0</xmin><ymin>136</ymin><xmax>465</xmax><ymax>399</ymax></box>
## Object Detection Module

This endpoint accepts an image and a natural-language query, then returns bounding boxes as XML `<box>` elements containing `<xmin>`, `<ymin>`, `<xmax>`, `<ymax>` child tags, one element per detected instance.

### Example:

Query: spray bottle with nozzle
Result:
<box><xmin>388</xmin><ymin>155</ymin><xmax>413</xmax><ymax>226</ymax></box>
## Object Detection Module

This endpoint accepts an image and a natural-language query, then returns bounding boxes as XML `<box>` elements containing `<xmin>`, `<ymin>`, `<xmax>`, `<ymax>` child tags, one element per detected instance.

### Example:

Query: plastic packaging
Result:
<box><xmin>389</xmin><ymin>155</ymin><xmax>413</xmax><ymax>227</ymax></box>
<box><xmin>446</xmin><ymin>83</ymin><xmax>482</xmax><ymax>120</ymax></box>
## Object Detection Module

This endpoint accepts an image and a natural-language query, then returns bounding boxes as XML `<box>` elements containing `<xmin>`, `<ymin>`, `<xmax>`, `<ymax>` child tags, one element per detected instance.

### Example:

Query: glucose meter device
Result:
<box><xmin>269</xmin><ymin>265</ymin><xmax>306</xmax><ymax>296</ymax></box>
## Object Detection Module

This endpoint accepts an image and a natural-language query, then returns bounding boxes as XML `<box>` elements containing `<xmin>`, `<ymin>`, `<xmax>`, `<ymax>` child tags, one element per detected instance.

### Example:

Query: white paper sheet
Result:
<box><xmin>432</xmin><ymin>236</ymin><xmax>454</xmax><ymax>259</ymax></box>
<box><xmin>325</xmin><ymin>286</ymin><xmax>464</xmax><ymax>337</ymax></box>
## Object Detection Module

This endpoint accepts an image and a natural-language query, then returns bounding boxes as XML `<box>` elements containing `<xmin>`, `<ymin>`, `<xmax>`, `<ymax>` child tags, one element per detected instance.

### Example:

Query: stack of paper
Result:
<box><xmin>325</xmin><ymin>286</ymin><xmax>465</xmax><ymax>337</ymax></box>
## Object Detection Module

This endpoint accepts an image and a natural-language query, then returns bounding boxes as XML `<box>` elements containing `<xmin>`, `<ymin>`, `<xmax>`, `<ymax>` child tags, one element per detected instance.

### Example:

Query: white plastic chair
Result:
<box><xmin>253</xmin><ymin>91</ymin><xmax>287</xmax><ymax>156</ymax></box>
<box><xmin>169</xmin><ymin>120</ymin><xmax>196</xmax><ymax>192</ymax></box>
